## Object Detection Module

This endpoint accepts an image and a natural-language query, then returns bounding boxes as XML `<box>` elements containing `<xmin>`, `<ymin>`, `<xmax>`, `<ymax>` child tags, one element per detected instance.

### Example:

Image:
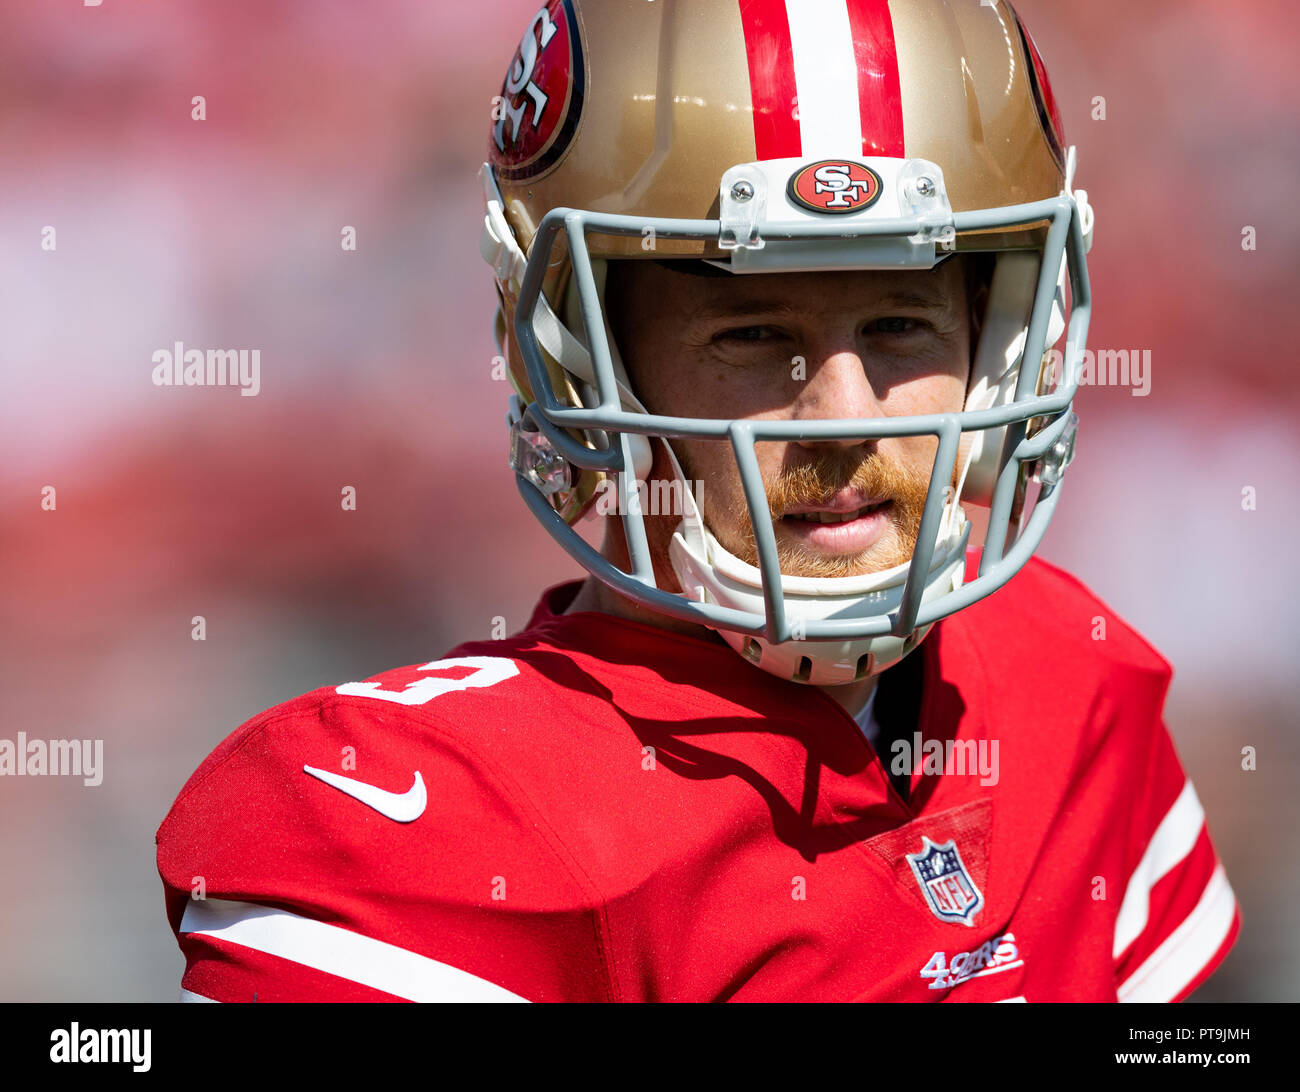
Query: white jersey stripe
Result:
<box><xmin>1112</xmin><ymin>780</ymin><xmax>1205</xmax><ymax>958</ymax></box>
<box><xmin>178</xmin><ymin>987</ymin><xmax>218</xmax><ymax>1003</ymax></box>
<box><xmin>785</xmin><ymin>0</ymin><xmax>863</xmax><ymax>157</ymax></box>
<box><xmin>180</xmin><ymin>897</ymin><xmax>529</xmax><ymax>1003</ymax></box>
<box><xmin>1117</xmin><ymin>864</ymin><xmax>1236</xmax><ymax>1002</ymax></box>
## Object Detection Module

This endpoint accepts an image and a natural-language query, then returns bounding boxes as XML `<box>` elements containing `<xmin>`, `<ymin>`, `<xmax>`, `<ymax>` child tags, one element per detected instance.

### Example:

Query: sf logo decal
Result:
<box><xmin>489</xmin><ymin>0</ymin><xmax>584</xmax><ymax>180</ymax></box>
<box><xmin>787</xmin><ymin>160</ymin><xmax>883</xmax><ymax>214</ymax></box>
<box><xmin>493</xmin><ymin>6</ymin><xmax>559</xmax><ymax>155</ymax></box>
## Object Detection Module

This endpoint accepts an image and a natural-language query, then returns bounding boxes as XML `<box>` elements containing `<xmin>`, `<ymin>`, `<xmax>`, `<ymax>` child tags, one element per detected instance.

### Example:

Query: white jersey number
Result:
<box><xmin>336</xmin><ymin>656</ymin><xmax>520</xmax><ymax>707</ymax></box>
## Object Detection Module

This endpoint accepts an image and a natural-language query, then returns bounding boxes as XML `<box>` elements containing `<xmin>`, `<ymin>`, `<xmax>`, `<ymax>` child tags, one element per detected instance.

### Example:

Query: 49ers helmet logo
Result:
<box><xmin>787</xmin><ymin>161</ymin><xmax>883</xmax><ymax>215</ymax></box>
<box><xmin>490</xmin><ymin>0</ymin><xmax>584</xmax><ymax>182</ymax></box>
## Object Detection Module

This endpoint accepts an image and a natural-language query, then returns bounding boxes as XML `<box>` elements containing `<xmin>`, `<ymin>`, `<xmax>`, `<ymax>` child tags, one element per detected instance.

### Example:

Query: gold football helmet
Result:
<box><xmin>481</xmin><ymin>0</ymin><xmax>1094</xmax><ymax>685</ymax></box>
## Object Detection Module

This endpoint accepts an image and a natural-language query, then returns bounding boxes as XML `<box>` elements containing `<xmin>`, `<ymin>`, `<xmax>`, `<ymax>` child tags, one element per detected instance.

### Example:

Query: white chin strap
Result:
<box><xmin>667</xmin><ymin>491</ymin><xmax>970</xmax><ymax>687</ymax></box>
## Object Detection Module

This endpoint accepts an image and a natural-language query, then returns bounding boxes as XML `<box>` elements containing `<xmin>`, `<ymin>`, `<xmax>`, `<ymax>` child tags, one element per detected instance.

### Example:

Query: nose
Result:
<box><xmin>792</xmin><ymin>347</ymin><xmax>886</xmax><ymax>451</ymax></box>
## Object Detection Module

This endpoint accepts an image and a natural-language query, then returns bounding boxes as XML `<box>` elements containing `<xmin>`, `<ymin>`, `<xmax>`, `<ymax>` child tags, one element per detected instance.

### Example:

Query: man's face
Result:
<box><xmin>606</xmin><ymin>258</ymin><xmax>973</xmax><ymax>580</ymax></box>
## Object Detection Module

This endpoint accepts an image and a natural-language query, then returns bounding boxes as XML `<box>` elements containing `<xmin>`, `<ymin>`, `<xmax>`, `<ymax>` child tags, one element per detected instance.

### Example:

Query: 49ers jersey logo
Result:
<box><xmin>787</xmin><ymin>160</ymin><xmax>883</xmax><ymax>215</ymax></box>
<box><xmin>490</xmin><ymin>0</ymin><xmax>584</xmax><ymax>182</ymax></box>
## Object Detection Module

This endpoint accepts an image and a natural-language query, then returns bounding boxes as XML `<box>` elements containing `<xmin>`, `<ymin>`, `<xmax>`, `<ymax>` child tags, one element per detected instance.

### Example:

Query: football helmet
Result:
<box><xmin>480</xmin><ymin>0</ymin><xmax>1094</xmax><ymax>685</ymax></box>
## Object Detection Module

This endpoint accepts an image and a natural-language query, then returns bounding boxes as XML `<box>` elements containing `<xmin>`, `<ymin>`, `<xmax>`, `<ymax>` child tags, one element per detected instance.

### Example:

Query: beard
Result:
<box><xmin>685</xmin><ymin>444</ymin><xmax>944</xmax><ymax>580</ymax></box>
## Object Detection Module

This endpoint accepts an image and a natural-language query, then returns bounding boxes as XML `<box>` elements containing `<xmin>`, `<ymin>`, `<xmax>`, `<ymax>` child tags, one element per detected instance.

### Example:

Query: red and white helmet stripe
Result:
<box><xmin>738</xmin><ymin>0</ymin><xmax>904</xmax><ymax>160</ymax></box>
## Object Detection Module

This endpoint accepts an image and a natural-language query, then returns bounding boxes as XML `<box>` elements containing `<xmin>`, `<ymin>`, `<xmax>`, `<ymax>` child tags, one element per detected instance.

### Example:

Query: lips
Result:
<box><xmin>778</xmin><ymin>500</ymin><xmax>892</xmax><ymax>554</ymax></box>
<box><xmin>785</xmin><ymin>502</ymin><xmax>885</xmax><ymax>524</ymax></box>
<box><xmin>783</xmin><ymin>488</ymin><xmax>890</xmax><ymax>519</ymax></box>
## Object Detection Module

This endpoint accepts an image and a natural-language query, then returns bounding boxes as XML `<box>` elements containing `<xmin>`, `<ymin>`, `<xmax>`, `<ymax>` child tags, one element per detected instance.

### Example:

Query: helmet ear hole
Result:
<box><xmin>964</xmin><ymin>252</ymin><xmax>997</xmax><ymax>349</ymax></box>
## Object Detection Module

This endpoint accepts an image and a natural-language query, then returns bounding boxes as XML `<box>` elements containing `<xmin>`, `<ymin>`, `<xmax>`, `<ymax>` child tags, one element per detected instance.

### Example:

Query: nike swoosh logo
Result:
<box><xmin>302</xmin><ymin>765</ymin><xmax>427</xmax><ymax>823</ymax></box>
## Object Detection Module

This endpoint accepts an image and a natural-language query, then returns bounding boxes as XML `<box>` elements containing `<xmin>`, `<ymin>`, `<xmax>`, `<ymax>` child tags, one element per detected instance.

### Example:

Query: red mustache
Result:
<box><xmin>766</xmin><ymin>452</ymin><xmax>931</xmax><ymax>527</ymax></box>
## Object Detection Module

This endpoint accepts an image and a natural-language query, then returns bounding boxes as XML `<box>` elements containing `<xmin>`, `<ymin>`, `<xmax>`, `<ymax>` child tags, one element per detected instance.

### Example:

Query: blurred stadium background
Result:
<box><xmin>1</xmin><ymin>0</ymin><xmax>1295</xmax><ymax>1001</ymax></box>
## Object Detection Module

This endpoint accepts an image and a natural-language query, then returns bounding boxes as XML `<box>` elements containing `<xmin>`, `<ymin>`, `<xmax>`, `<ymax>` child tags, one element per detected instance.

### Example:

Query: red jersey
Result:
<box><xmin>156</xmin><ymin>556</ymin><xmax>1239</xmax><ymax>1002</ymax></box>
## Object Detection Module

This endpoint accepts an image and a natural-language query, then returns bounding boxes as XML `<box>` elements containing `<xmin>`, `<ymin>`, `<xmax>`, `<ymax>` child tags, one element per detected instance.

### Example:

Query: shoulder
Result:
<box><xmin>958</xmin><ymin>554</ymin><xmax>1172</xmax><ymax>685</ymax></box>
<box><xmin>156</xmin><ymin>646</ymin><xmax>599</xmax><ymax>906</ymax></box>
<box><xmin>156</xmin><ymin>646</ymin><xmax>619</xmax><ymax>1001</ymax></box>
<box><xmin>929</xmin><ymin>555</ymin><xmax>1176</xmax><ymax>754</ymax></box>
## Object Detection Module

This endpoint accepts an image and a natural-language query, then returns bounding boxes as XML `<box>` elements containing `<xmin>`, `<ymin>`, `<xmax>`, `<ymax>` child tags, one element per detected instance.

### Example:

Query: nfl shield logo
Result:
<box><xmin>906</xmin><ymin>836</ymin><xmax>984</xmax><ymax>926</ymax></box>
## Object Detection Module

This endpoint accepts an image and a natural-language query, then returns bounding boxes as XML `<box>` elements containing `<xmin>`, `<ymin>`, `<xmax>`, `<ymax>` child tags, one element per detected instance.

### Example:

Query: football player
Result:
<box><xmin>158</xmin><ymin>0</ymin><xmax>1239</xmax><ymax>1002</ymax></box>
